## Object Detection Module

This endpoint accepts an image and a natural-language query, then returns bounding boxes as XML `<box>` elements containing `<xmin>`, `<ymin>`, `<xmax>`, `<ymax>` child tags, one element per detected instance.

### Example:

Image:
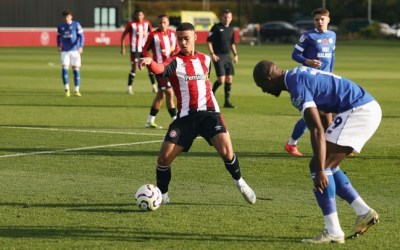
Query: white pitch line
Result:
<box><xmin>0</xmin><ymin>126</ymin><xmax>164</xmax><ymax>136</ymax></box>
<box><xmin>0</xmin><ymin>125</ymin><xmax>165</xmax><ymax>158</ymax></box>
<box><xmin>0</xmin><ymin>140</ymin><xmax>163</xmax><ymax>158</ymax></box>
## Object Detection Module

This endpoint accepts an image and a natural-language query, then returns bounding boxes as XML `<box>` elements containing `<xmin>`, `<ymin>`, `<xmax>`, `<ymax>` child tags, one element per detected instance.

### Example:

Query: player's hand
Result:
<box><xmin>306</xmin><ymin>59</ymin><xmax>322</xmax><ymax>69</ymax></box>
<box><xmin>313</xmin><ymin>170</ymin><xmax>328</xmax><ymax>193</ymax></box>
<box><xmin>78</xmin><ymin>47</ymin><xmax>83</xmax><ymax>54</ymax></box>
<box><xmin>120</xmin><ymin>47</ymin><xmax>125</xmax><ymax>56</ymax></box>
<box><xmin>137</xmin><ymin>57</ymin><xmax>152</xmax><ymax>70</ymax></box>
<box><xmin>211</xmin><ymin>54</ymin><xmax>219</xmax><ymax>62</ymax></box>
<box><xmin>233</xmin><ymin>54</ymin><xmax>238</xmax><ymax>64</ymax></box>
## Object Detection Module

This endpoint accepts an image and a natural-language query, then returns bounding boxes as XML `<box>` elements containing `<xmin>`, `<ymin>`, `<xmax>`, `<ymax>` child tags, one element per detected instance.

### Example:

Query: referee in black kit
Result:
<box><xmin>207</xmin><ymin>9</ymin><xmax>238</xmax><ymax>108</ymax></box>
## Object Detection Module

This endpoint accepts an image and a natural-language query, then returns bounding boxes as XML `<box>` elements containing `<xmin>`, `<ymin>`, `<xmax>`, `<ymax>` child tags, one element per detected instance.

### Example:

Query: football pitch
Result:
<box><xmin>1</xmin><ymin>40</ymin><xmax>399</xmax><ymax>249</ymax></box>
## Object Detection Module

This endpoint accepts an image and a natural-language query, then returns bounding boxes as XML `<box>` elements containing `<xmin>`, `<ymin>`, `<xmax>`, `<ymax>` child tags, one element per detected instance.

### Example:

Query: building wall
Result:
<box><xmin>0</xmin><ymin>0</ymin><xmax>122</xmax><ymax>28</ymax></box>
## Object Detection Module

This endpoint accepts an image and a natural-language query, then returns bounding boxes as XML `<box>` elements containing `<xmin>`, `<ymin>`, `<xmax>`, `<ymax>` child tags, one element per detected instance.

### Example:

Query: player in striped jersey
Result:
<box><xmin>285</xmin><ymin>8</ymin><xmax>336</xmax><ymax>156</ymax></box>
<box><xmin>139</xmin><ymin>22</ymin><xmax>256</xmax><ymax>205</ymax></box>
<box><xmin>253</xmin><ymin>60</ymin><xmax>381</xmax><ymax>244</ymax></box>
<box><xmin>120</xmin><ymin>9</ymin><xmax>156</xmax><ymax>95</ymax></box>
<box><xmin>56</xmin><ymin>10</ymin><xmax>84</xmax><ymax>97</ymax></box>
<box><xmin>142</xmin><ymin>15</ymin><xmax>179</xmax><ymax>129</ymax></box>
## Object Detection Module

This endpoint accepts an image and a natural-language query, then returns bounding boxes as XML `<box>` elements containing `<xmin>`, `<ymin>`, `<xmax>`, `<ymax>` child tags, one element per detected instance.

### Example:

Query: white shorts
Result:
<box><xmin>325</xmin><ymin>100</ymin><xmax>382</xmax><ymax>153</ymax></box>
<box><xmin>61</xmin><ymin>51</ymin><xmax>81</xmax><ymax>67</ymax></box>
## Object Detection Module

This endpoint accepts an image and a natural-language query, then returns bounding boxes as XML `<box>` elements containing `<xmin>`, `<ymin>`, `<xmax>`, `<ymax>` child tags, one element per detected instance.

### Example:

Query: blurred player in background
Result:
<box><xmin>57</xmin><ymin>10</ymin><xmax>84</xmax><ymax>97</ymax></box>
<box><xmin>285</xmin><ymin>8</ymin><xmax>336</xmax><ymax>156</ymax></box>
<box><xmin>254</xmin><ymin>60</ymin><xmax>380</xmax><ymax>244</ymax></box>
<box><xmin>139</xmin><ymin>22</ymin><xmax>256</xmax><ymax>206</ymax></box>
<box><xmin>142</xmin><ymin>14</ymin><xmax>179</xmax><ymax>129</ymax></box>
<box><xmin>120</xmin><ymin>9</ymin><xmax>157</xmax><ymax>95</ymax></box>
<box><xmin>207</xmin><ymin>9</ymin><xmax>238</xmax><ymax>108</ymax></box>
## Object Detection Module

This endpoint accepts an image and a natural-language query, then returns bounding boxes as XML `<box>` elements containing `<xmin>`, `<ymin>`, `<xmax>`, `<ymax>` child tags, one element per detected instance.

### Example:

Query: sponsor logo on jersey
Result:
<box><xmin>293</xmin><ymin>95</ymin><xmax>304</xmax><ymax>110</ymax></box>
<box><xmin>184</xmin><ymin>74</ymin><xmax>208</xmax><ymax>81</ymax></box>
<box><xmin>317</xmin><ymin>52</ymin><xmax>332</xmax><ymax>58</ymax></box>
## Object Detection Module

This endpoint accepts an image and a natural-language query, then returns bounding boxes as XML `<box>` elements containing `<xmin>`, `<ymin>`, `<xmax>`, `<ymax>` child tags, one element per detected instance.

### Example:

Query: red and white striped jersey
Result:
<box><xmin>142</xmin><ymin>29</ymin><xmax>179</xmax><ymax>63</ymax></box>
<box><xmin>149</xmin><ymin>52</ymin><xmax>220</xmax><ymax>118</ymax></box>
<box><xmin>122</xmin><ymin>20</ymin><xmax>152</xmax><ymax>52</ymax></box>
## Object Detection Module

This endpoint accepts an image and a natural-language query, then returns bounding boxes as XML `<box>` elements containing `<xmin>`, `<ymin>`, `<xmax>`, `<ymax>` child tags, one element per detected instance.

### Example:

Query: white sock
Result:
<box><xmin>288</xmin><ymin>138</ymin><xmax>297</xmax><ymax>145</ymax></box>
<box><xmin>351</xmin><ymin>197</ymin><xmax>371</xmax><ymax>216</ymax></box>
<box><xmin>324</xmin><ymin>212</ymin><xmax>344</xmax><ymax>238</ymax></box>
<box><xmin>74</xmin><ymin>86</ymin><xmax>79</xmax><ymax>92</ymax></box>
<box><xmin>147</xmin><ymin>115</ymin><xmax>155</xmax><ymax>123</ymax></box>
<box><xmin>64</xmin><ymin>84</ymin><xmax>69</xmax><ymax>91</ymax></box>
<box><xmin>234</xmin><ymin>177</ymin><xmax>245</xmax><ymax>186</ymax></box>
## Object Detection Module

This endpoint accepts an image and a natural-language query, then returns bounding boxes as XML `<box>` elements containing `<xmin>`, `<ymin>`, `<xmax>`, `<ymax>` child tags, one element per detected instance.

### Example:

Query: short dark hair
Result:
<box><xmin>176</xmin><ymin>22</ymin><xmax>195</xmax><ymax>32</ymax></box>
<box><xmin>158</xmin><ymin>14</ymin><xmax>168</xmax><ymax>20</ymax></box>
<box><xmin>312</xmin><ymin>8</ymin><xmax>330</xmax><ymax>17</ymax></box>
<box><xmin>134</xmin><ymin>9</ymin><xmax>143</xmax><ymax>16</ymax></box>
<box><xmin>223</xmin><ymin>9</ymin><xmax>232</xmax><ymax>15</ymax></box>
<box><xmin>62</xmin><ymin>10</ymin><xmax>72</xmax><ymax>17</ymax></box>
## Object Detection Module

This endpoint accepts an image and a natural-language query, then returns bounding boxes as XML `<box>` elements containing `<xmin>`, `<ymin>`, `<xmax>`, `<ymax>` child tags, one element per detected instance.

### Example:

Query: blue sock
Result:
<box><xmin>291</xmin><ymin>118</ymin><xmax>307</xmax><ymax>141</ymax></box>
<box><xmin>332</xmin><ymin>167</ymin><xmax>359</xmax><ymax>204</ymax></box>
<box><xmin>73</xmin><ymin>69</ymin><xmax>80</xmax><ymax>87</ymax></box>
<box><xmin>62</xmin><ymin>68</ymin><xmax>68</xmax><ymax>84</ymax></box>
<box><xmin>312</xmin><ymin>169</ymin><xmax>337</xmax><ymax>215</ymax></box>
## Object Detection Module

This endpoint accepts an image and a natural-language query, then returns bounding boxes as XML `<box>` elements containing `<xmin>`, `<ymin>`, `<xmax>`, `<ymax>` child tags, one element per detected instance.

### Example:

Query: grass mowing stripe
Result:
<box><xmin>1</xmin><ymin>42</ymin><xmax>399</xmax><ymax>248</ymax></box>
<box><xmin>0</xmin><ymin>126</ymin><xmax>165</xmax><ymax>137</ymax></box>
<box><xmin>0</xmin><ymin>140</ymin><xmax>163</xmax><ymax>158</ymax></box>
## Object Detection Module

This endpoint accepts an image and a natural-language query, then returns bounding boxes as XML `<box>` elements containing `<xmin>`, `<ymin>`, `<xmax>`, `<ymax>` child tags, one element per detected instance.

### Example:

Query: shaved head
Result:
<box><xmin>253</xmin><ymin>60</ymin><xmax>286</xmax><ymax>97</ymax></box>
<box><xmin>253</xmin><ymin>60</ymin><xmax>284</xmax><ymax>86</ymax></box>
<box><xmin>253</xmin><ymin>60</ymin><xmax>273</xmax><ymax>87</ymax></box>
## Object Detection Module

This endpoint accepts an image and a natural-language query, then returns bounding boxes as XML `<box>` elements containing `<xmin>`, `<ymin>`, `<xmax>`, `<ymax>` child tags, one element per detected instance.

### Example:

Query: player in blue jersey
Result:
<box><xmin>253</xmin><ymin>61</ymin><xmax>381</xmax><ymax>244</ymax></box>
<box><xmin>57</xmin><ymin>10</ymin><xmax>84</xmax><ymax>97</ymax></box>
<box><xmin>285</xmin><ymin>8</ymin><xmax>336</xmax><ymax>156</ymax></box>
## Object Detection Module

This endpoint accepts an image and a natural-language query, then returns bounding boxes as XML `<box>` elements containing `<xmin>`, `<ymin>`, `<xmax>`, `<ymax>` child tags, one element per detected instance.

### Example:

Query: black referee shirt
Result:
<box><xmin>207</xmin><ymin>22</ymin><xmax>234</xmax><ymax>55</ymax></box>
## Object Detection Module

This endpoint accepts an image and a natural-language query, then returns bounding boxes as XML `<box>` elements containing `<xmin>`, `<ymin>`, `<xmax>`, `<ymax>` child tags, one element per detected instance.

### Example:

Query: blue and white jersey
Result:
<box><xmin>292</xmin><ymin>28</ymin><xmax>336</xmax><ymax>72</ymax></box>
<box><xmin>57</xmin><ymin>21</ymin><xmax>84</xmax><ymax>52</ymax></box>
<box><xmin>285</xmin><ymin>66</ymin><xmax>374</xmax><ymax>114</ymax></box>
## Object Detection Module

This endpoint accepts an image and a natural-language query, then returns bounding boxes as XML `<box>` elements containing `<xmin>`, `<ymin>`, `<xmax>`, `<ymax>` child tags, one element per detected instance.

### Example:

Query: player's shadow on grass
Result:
<box><xmin>0</xmin><ymin>226</ymin><xmax>302</xmax><ymax>243</ymax></box>
<box><xmin>0</xmin><ymin>200</ymin><xmax>272</xmax><ymax>214</ymax></box>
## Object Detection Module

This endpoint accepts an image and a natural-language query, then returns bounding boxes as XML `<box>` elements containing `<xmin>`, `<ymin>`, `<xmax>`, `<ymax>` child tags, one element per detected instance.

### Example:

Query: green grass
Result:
<box><xmin>1</xmin><ymin>40</ymin><xmax>400</xmax><ymax>249</ymax></box>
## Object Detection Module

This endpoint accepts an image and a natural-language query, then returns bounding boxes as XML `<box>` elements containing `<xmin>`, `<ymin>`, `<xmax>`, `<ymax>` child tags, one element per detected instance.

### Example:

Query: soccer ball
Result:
<box><xmin>134</xmin><ymin>184</ymin><xmax>162</xmax><ymax>211</ymax></box>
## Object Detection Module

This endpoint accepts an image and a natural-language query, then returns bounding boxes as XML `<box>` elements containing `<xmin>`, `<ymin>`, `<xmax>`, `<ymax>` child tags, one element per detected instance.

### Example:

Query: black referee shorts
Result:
<box><xmin>213</xmin><ymin>54</ymin><xmax>235</xmax><ymax>77</ymax></box>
